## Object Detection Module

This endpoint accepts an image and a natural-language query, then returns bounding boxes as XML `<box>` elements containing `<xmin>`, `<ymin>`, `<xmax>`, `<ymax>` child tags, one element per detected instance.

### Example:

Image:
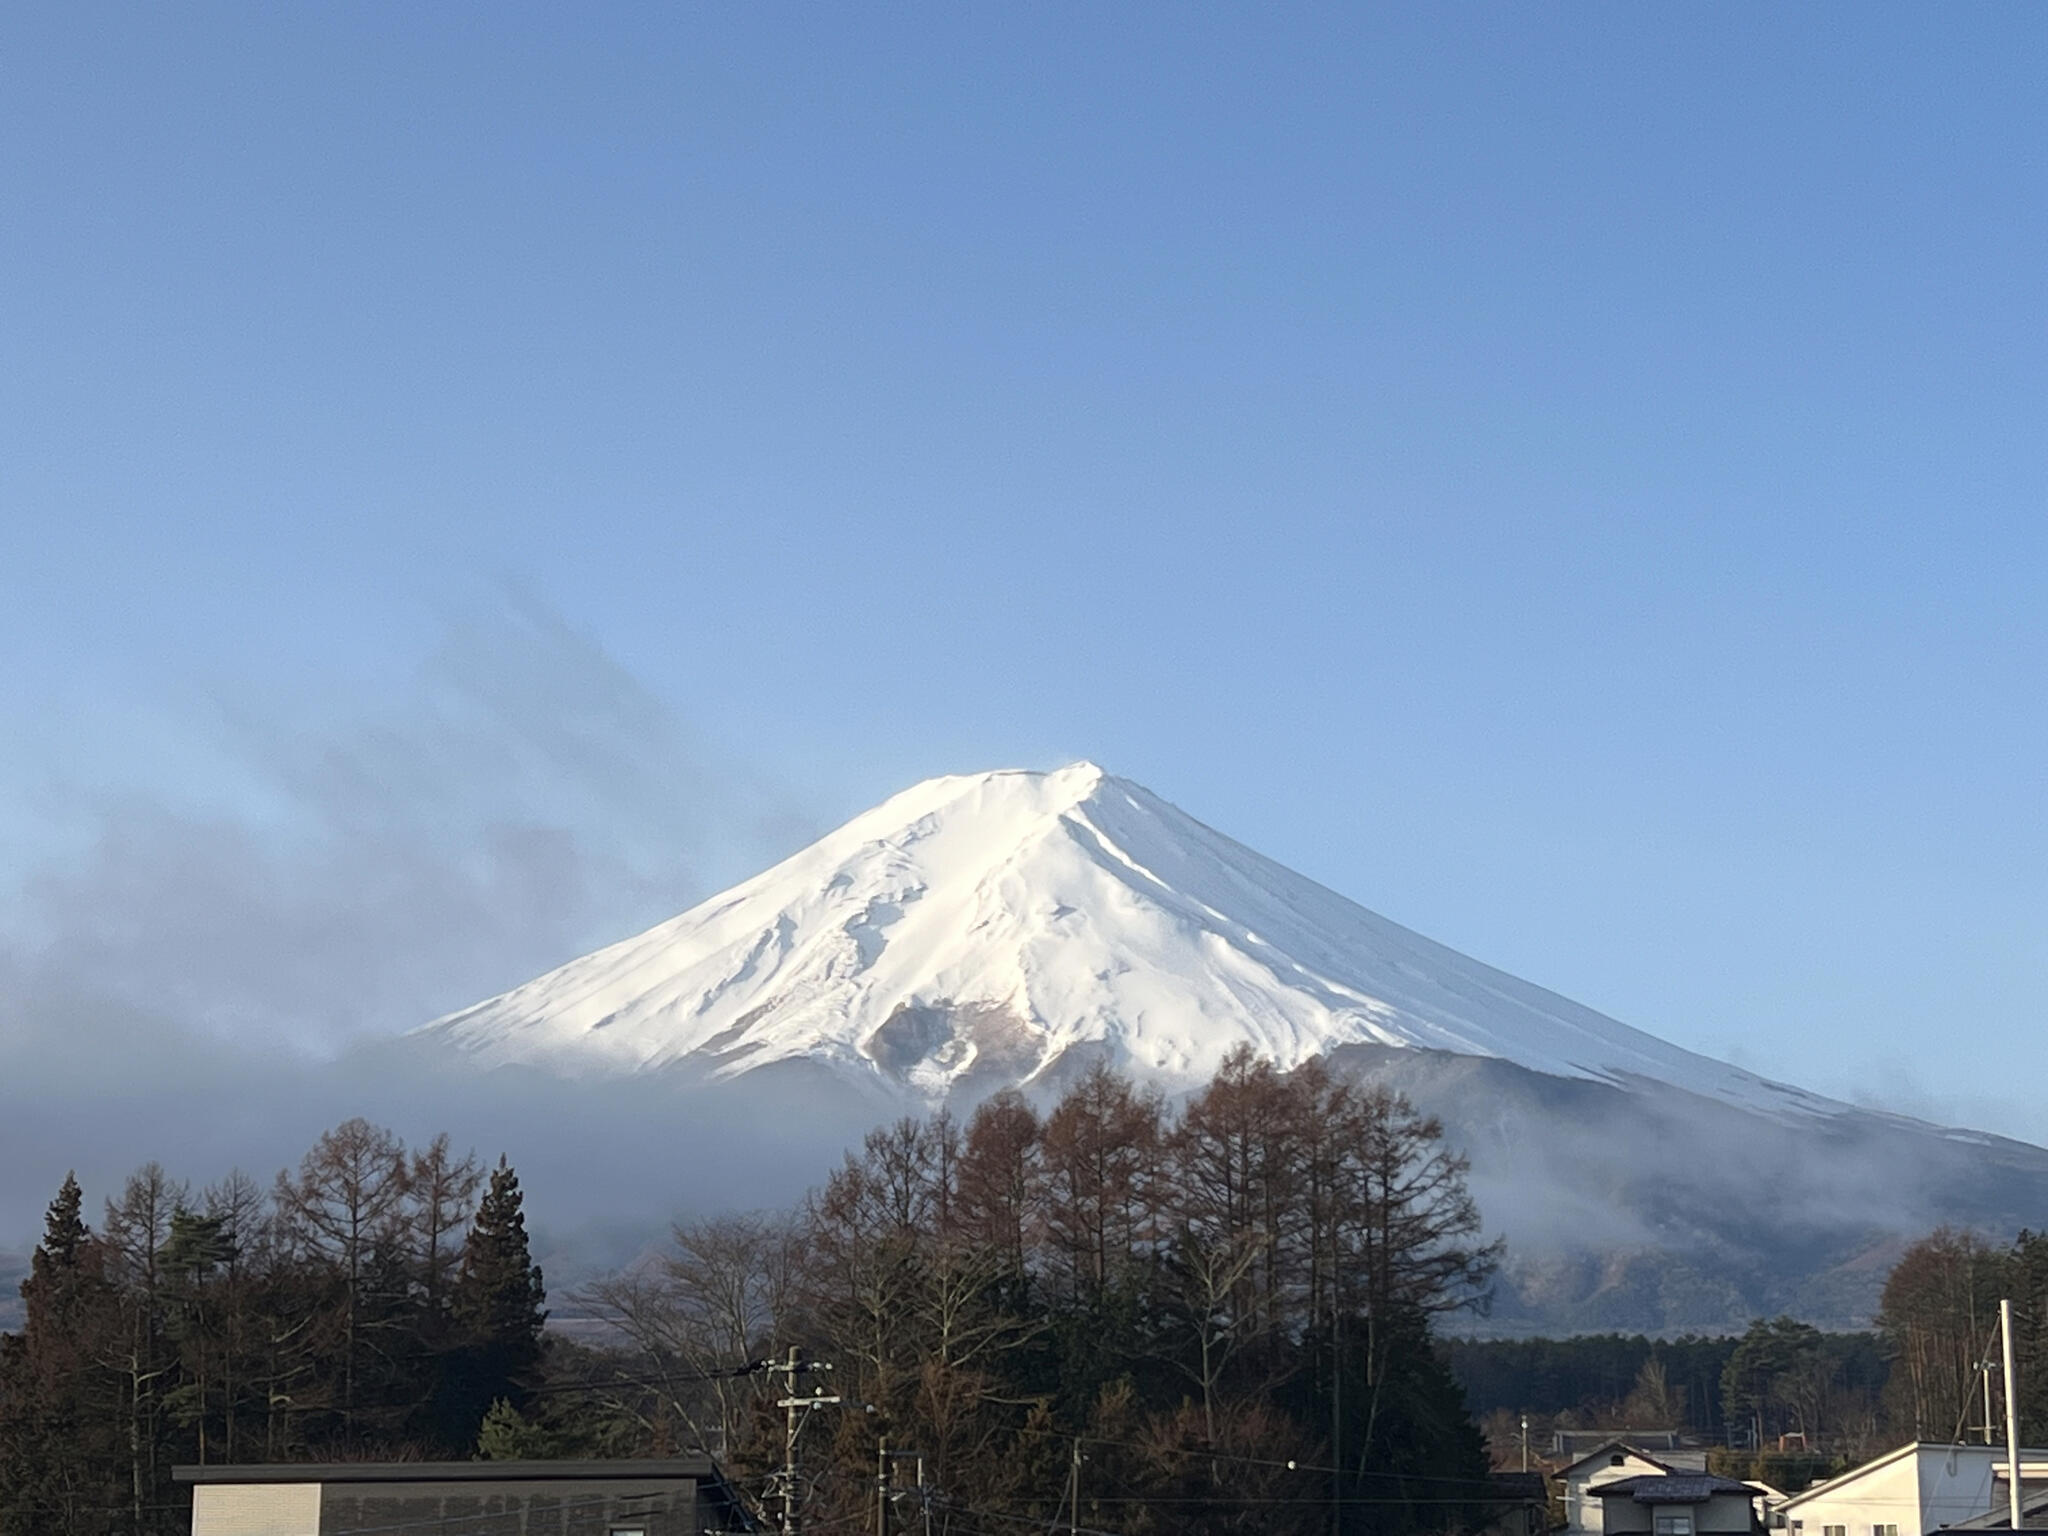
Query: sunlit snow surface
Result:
<box><xmin>418</xmin><ymin>762</ymin><xmax>1837</xmax><ymax>1119</ymax></box>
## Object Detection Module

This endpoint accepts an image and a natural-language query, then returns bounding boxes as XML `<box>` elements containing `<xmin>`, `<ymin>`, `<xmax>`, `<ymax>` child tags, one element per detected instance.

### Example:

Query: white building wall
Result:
<box><xmin>1787</xmin><ymin>1453</ymin><xmax>1921</xmax><ymax>1536</ymax></box>
<box><xmin>190</xmin><ymin>1482</ymin><xmax>321</xmax><ymax>1536</ymax></box>
<box><xmin>1785</xmin><ymin>1446</ymin><xmax>2048</xmax><ymax>1536</ymax></box>
<box><xmin>1603</xmin><ymin>1490</ymin><xmax>1757</xmax><ymax>1536</ymax></box>
<box><xmin>1916</xmin><ymin>1446</ymin><xmax>2011</xmax><ymax>1532</ymax></box>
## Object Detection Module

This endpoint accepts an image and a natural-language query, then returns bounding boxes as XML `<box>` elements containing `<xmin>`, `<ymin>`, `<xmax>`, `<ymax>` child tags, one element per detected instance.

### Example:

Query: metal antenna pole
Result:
<box><xmin>1991</xmin><ymin>1354</ymin><xmax>2002</xmax><ymax>1445</ymax></box>
<box><xmin>2003</xmin><ymin>1299</ymin><xmax>2022</xmax><ymax>1533</ymax></box>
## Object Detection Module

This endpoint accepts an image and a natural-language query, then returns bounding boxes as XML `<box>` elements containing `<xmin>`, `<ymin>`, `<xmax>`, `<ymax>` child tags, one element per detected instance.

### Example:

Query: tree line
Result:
<box><xmin>1448</xmin><ymin>1225</ymin><xmax>2048</xmax><ymax>1482</ymax></box>
<box><xmin>556</xmin><ymin>1050</ymin><xmax>1506</xmax><ymax>1536</ymax></box>
<box><xmin>1873</xmin><ymin>1225</ymin><xmax>2048</xmax><ymax>1444</ymax></box>
<box><xmin>9</xmin><ymin>1053</ymin><xmax>2048</xmax><ymax>1536</ymax></box>
<box><xmin>1</xmin><ymin>1047</ymin><xmax>1513</xmax><ymax>1536</ymax></box>
<box><xmin>0</xmin><ymin>1120</ymin><xmax>545</xmax><ymax>1535</ymax></box>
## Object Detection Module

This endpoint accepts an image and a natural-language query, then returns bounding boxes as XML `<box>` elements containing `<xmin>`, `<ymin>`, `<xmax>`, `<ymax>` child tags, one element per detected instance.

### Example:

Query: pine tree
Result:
<box><xmin>0</xmin><ymin>1173</ymin><xmax>125</xmax><ymax>1536</ymax></box>
<box><xmin>160</xmin><ymin>1208</ymin><xmax>233</xmax><ymax>1467</ymax></box>
<box><xmin>1337</xmin><ymin>1303</ymin><xmax>1491</xmax><ymax>1536</ymax></box>
<box><xmin>441</xmin><ymin>1158</ymin><xmax>546</xmax><ymax>1447</ymax></box>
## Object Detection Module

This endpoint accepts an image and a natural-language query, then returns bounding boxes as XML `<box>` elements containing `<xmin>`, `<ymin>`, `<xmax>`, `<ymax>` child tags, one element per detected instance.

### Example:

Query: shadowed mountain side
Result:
<box><xmin>1324</xmin><ymin>1044</ymin><xmax>2048</xmax><ymax>1334</ymax></box>
<box><xmin>431</xmin><ymin>1039</ymin><xmax>2048</xmax><ymax>1335</ymax></box>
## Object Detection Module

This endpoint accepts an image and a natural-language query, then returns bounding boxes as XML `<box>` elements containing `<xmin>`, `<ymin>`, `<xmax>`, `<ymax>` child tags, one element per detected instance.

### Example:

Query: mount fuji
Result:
<box><xmin>420</xmin><ymin>763</ymin><xmax>1819</xmax><ymax>1112</ymax></box>
<box><xmin>410</xmin><ymin>763</ymin><xmax>2048</xmax><ymax>1332</ymax></box>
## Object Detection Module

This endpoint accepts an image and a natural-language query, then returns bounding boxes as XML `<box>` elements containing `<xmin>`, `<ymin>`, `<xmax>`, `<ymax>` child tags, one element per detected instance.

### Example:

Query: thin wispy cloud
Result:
<box><xmin>0</xmin><ymin>595</ymin><xmax>820</xmax><ymax>1232</ymax></box>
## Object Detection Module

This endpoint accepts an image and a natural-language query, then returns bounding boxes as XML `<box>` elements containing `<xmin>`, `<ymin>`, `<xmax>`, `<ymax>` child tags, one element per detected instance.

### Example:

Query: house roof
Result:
<box><xmin>1943</xmin><ymin>1485</ymin><xmax>2048</xmax><ymax>1530</ymax></box>
<box><xmin>1783</xmin><ymin>1445</ymin><xmax>2048</xmax><ymax>1514</ymax></box>
<box><xmin>1561</xmin><ymin>1441</ymin><xmax>1676</xmax><ymax>1478</ymax></box>
<box><xmin>174</xmin><ymin>1459</ymin><xmax>722</xmax><ymax>1485</ymax></box>
<box><xmin>1593</xmin><ymin>1474</ymin><xmax>1758</xmax><ymax>1505</ymax></box>
<box><xmin>1780</xmin><ymin>1441</ymin><xmax>1923</xmax><ymax>1508</ymax></box>
<box><xmin>1556</xmin><ymin>1430</ymin><xmax>1689</xmax><ymax>1456</ymax></box>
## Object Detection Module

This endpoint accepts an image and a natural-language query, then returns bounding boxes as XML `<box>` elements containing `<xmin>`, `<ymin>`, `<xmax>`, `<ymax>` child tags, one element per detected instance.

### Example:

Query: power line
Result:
<box><xmin>523</xmin><ymin>1355</ymin><xmax>777</xmax><ymax>1400</ymax></box>
<box><xmin>996</xmin><ymin>1415</ymin><xmax>1517</xmax><ymax>1488</ymax></box>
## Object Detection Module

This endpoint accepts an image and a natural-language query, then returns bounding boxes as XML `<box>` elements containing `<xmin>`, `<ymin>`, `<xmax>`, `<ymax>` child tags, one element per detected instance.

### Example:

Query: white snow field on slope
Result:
<box><xmin>417</xmin><ymin>762</ymin><xmax>1838</xmax><ymax>1117</ymax></box>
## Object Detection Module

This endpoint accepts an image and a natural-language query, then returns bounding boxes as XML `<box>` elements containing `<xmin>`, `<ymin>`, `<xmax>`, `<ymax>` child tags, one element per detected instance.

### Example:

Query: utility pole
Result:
<box><xmin>883</xmin><ymin>1446</ymin><xmax>929</xmax><ymax>1536</ymax></box>
<box><xmin>1330</xmin><ymin>1309</ymin><xmax>1342</xmax><ymax>1536</ymax></box>
<box><xmin>2002</xmin><ymin>1299</ymin><xmax>2022</xmax><ymax>1534</ymax></box>
<box><xmin>877</xmin><ymin>1434</ymin><xmax>893</xmax><ymax>1536</ymax></box>
<box><xmin>773</xmin><ymin>1346</ymin><xmax>839</xmax><ymax>1536</ymax></box>
<box><xmin>1521</xmin><ymin>1414</ymin><xmax>1529</xmax><ymax>1474</ymax></box>
<box><xmin>1068</xmin><ymin>1438</ymin><xmax>1082</xmax><ymax>1536</ymax></box>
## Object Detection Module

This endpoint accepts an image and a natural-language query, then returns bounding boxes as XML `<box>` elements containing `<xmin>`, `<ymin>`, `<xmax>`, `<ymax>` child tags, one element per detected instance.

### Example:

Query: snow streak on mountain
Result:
<box><xmin>418</xmin><ymin>762</ymin><xmax>1835</xmax><ymax>1116</ymax></box>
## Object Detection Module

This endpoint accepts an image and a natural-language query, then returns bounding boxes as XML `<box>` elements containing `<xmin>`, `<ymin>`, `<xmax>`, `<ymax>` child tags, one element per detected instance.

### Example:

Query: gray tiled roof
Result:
<box><xmin>1943</xmin><ymin>1486</ymin><xmax>2048</xmax><ymax>1529</ymax></box>
<box><xmin>1593</xmin><ymin>1474</ymin><xmax>1759</xmax><ymax>1504</ymax></box>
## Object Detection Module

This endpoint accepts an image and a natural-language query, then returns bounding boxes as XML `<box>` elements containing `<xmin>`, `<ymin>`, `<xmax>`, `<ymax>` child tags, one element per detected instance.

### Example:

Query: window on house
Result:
<box><xmin>609</xmin><ymin>1528</ymin><xmax>648</xmax><ymax>1536</ymax></box>
<box><xmin>1655</xmin><ymin>1515</ymin><xmax>1694</xmax><ymax>1536</ymax></box>
<box><xmin>1873</xmin><ymin>1526</ymin><xmax>1899</xmax><ymax>1536</ymax></box>
<box><xmin>1611</xmin><ymin>1454</ymin><xmax>1628</xmax><ymax>1467</ymax></box>
<box><xmin>1823</xmin><ymin>1524</ymin><xmax>1846</xmax><ymax>1536</ymax></box>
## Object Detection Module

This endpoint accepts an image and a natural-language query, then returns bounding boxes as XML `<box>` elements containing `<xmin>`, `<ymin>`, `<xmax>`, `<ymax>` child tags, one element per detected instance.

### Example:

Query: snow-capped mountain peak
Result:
<box><xmin>416</xmin><ymin>762</ymin><xmax>1834</xmax><ymax>1117</ymax></box>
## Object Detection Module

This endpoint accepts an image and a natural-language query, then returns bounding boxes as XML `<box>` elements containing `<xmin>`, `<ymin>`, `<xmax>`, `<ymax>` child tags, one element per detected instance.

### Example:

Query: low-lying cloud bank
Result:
<box><xmin>0</xmin><ymin>596</ymin><xmax>822</xmax><ymax>1246</ymax></box>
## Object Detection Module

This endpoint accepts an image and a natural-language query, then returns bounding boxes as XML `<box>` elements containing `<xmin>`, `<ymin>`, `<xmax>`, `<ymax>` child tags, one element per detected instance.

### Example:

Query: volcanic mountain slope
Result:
<box><xmin>421</xmin><ymin>762</ymin><xmax>1834</xmax><ymax>1115</ymax></box>
<box><xmin>412</xmin><ymin>761</ymin><xmax>2048</xmax><ymax>1331</ymax></box>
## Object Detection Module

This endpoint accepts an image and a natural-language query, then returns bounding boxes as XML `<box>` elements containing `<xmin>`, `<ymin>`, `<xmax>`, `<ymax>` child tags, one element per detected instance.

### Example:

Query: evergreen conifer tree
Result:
<box><xmin>0</xmin><ymin>1173</ymin><xmax>125</xmax><ymax>1535</ymax></box>
<box><xmin>440</xmin><ymin>1158</ymin><xmax>546</xmax><ymax>1447</ymax></box>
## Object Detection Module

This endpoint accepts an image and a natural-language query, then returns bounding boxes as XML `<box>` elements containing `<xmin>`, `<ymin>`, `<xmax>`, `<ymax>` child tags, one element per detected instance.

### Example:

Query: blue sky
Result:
<box><xmin>3</xmin><ymin>6</ymin><xmax>2045</xmax><ymax>1138</ymax></box>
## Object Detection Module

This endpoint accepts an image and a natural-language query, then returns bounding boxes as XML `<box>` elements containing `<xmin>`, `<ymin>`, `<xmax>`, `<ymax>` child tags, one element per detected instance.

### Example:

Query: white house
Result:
<box><xmin>1563</xmin><ymin>1443</ymin><xmax>1699</xmax><ymax>1535</ymax></box>
<box><xmin>1779</xmin><ymin>1444</ymin><xmax>2048</xmax><ymax>1536</ymax></box>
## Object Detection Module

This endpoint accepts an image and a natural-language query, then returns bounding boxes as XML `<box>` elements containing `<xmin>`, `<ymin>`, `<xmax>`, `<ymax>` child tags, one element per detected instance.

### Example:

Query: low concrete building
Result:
<box><xmin>1593</xmin><ymin>1473</ymin><xmax>1763</xmax><ymax>1536</ymax></box>
<box><xmin>176</xmin><ymin>1457</ymin><xmax>755</xmax><ymax>1536</ymax></box>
